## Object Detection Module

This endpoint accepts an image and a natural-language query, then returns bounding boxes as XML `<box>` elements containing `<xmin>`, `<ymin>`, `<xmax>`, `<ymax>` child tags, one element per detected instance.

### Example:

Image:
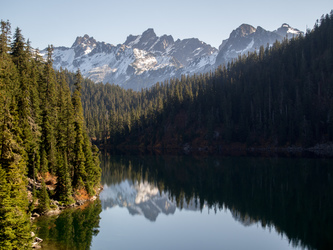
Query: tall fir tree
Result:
<box><xmin>72</xmin><ymin>69</ymin><xmax>87</xmax><ymax>189</ymax></box>
<box><xmin>40</xmin><ymin>45</ymin><xmax>57</xmax><ymax>173</ymax></box>
<box><xmin>55</xmin><ymin>70</ymin><xmax>75</xmax><ymax>202</ymax></box>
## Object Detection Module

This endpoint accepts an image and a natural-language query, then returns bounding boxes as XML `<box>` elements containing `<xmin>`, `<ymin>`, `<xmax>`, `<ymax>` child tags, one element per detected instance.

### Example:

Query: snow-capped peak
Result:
<box><xmin>72</xmin><ymin>34</ymin><xmax>97</xmax><ymax>48</ymax></box>
<box><xmin>41</xmin><ymin>22</ymin><xmax>303</xmax><ymax>90</ymax></box>
<box><xmin>274</xmin><ymin>23</ymin><xmax>303</xmax><ymax>37</ymax></box>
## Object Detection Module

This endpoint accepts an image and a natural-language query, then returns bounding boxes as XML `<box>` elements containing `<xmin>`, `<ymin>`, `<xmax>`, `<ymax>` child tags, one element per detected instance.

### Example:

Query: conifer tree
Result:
<box><xmin>11</xmin><ymin>27</ymin><xmax>27</xmax><ymax>69</ymax></box>
<box><xmin>56</xmin><ymin>152</ymin><xmax>74</xmax><ymax>204</ymax></box>
<box><xmin>0</xmin><ymin>20</ymin><xmax>11</xmax><ymax>56</ymax></box>
<box><xmin>38</xmin><ymin>180</ymin><xmax>50</xmax><ymax>213</ymax></box>
<box><xmin>83</xmin><ymin>132</ymin><xmax>101</xmax><ymax>195</ymax></box>
<box><xmin>55</xmin><ymin>70</ymin><xmax>75</xmax><ymax>203</ymax></box>
<box><xmin>11</xmin><ymin>27</ymin><xmax>41</xmax><ymax>179</ymax></box>
<box><xmin>72</xmin><ymin>69</ymin><xmax>87</xmax><ymax>189</ymax></box>
<box><xmin>25</xmin><ymin>41</ymin><xmax>42</xmax><ymax>179</ymax></box>
<box><xmin>40</xmin><ymin>45</ymin><xmax>57</xmax><ymax>173</ymax></box>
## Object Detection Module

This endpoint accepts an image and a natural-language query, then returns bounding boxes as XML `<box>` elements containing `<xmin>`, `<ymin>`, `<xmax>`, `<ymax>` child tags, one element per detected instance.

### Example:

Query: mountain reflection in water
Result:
<box><xmin>100</xmin><ymin>180</ymin><xmax>176</xmax><ymax>221</ymax></box>
<box><xmin>99</xmin><ymin>154</ymin><xmax>333</xmax><ymax>250</ymax></box>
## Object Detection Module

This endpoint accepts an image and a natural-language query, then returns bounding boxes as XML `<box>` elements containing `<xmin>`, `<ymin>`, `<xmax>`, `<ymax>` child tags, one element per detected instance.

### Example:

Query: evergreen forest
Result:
<box><xmin>0</xmin><ymin>21</ymin><xmax>100</xmax><ymax>249</ymax></box>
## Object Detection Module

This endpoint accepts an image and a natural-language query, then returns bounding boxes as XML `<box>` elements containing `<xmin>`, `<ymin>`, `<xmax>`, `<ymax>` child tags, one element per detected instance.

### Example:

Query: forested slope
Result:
<box><xmin>77</xmin><ymin>11</ymin><xmax>333</xmax><ymax>152</ymax></box>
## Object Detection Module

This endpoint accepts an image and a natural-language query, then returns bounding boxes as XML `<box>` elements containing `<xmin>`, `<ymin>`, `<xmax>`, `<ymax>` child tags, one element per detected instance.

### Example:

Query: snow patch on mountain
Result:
<box><xmin>238</xmin><ymin>39</ymin><xmax>254</xmax><ymax>53</ymax></box>
<box><xmin>215</xmin><ymin>23</ymin><xmax>303</xmax><ymax>68</ymax></box>
<box><xmin>41</xmin><ymin>24</ymin><xmax>303</xmax><ymax>90</ymax></box>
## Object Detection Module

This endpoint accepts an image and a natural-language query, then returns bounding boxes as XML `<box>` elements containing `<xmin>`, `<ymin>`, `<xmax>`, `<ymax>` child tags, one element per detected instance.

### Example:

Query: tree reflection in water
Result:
<box><xmin>100</xmin><ymin>153</ymin><xmax>333</xmax><ymax>250</ymax></box>
<box><xmin>35</xmin><ymin>200</ymin><xmax>102</xmax><ymax>250</ymax></box>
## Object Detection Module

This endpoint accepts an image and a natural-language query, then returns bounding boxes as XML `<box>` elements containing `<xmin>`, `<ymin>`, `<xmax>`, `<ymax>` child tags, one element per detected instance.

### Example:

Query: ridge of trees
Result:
<box><xmin>77</xmin><ymin>11</ymin><xmax>333</xmax><ymax>150</ymax></box>
<box><xmin>0</xmin><ymin>21</ymin><xmax>101</xmax><ymax>249</ymax></box>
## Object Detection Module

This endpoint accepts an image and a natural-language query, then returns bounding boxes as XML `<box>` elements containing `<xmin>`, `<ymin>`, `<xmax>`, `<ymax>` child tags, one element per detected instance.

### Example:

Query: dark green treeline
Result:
<box><xmin>78</xmin><ymin>11</ymin><xmax>333</xmax><ymax>149</ymax></box>
<box><xmin>0</xmin><ymin>21</ymin><xmax>100</xmax><ymax>249</ymax></box>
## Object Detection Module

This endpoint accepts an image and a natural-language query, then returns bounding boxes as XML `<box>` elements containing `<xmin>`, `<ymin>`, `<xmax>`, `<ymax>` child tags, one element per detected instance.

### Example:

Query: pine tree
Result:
<box><xmin>38</xmin><ymin>180</ymin><xmax>50</xmax><ymax>213</ymax></box>
<box><xmin>11</xmin><ymin>27</ymin><xmax>40</xmax><ymax>179</ymax></box>
<box><xmin>11</xmin><ymin>27</ymin><xmax>27</xmax><ymax>69</ymax></box>
<box><xmin>83</xmin><ymin>132</ymin><xmax>101</xmax><ymax>195</ymax></box>
<box><xmin>25</xmin><ymin>41</ymin><xmax>42</xmax><ymax>179</ymax></box>
<box><xmin>72</xmin><ymin>69</ymin><xmax>87</xmax><ymax>189</ymax></box>
<box><xmin>56</xmin><ymin>152</ymin><xmax>74</xmax><ymax>204</ymax></box>
<box><xmin>39</xmin><ymin>45</ymin><xmax>57</xmax><ymax>174</ymax></box>
<box><xmin>55</xmin><ymin>70</ymin><xmax>75</xmax><ymax>203</ymax></box>
<box><xmin>0</xmin><ymin>20</ymin><xmax>11</xmax><ymax>56</ymax></box>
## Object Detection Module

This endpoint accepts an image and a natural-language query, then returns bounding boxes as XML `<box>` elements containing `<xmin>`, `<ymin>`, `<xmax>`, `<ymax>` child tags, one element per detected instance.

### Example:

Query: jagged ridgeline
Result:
<box><xmin>79</xmin><ymin>11</ymin><xmax>333</xmax><ymax>150</ymax></box>
<box><xmin>44</xmin><ymin>23</ymin><xmax>302</xmax><ymax>90</ymax></box>
<box><xmin>0</xmin><ymin>21</ymin><xmax>100</xmax><ymax>249</ymax></box>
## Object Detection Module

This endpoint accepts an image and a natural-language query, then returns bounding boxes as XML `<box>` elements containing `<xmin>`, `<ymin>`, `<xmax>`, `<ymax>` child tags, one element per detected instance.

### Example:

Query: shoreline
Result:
<box><xmin>97</xmin><ymin>142</ymin><xmax>333</xmax><ymax>158</ymax></box>
<box><xmin>29</xmin><ymin>183</ymin><xmax>103</xmax><ymax>248</ymax></box>
<box><xmin>28</xmin><ymin>183</ymin><xmax>103</xmax><ymax>219</ymax></box>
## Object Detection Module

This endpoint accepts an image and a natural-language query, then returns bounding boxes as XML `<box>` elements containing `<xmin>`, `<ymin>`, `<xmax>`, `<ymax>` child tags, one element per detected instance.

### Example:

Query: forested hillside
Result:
<box><xmin>78</xmin><ymin>12</ymin><xmax>333</xmax><ymax>152</ymax></box>
<box><xmin>0</xmin><ymin>21</ymin><xmax>100</xmax><ymax>248</ymax></box>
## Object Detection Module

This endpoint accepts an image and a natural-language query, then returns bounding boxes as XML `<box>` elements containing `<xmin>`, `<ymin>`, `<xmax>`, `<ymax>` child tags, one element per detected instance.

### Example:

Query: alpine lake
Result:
<box><xmin>34</xmin><ymin>152</ymin><xmax>333</xmax><ymax>250</ymax></box>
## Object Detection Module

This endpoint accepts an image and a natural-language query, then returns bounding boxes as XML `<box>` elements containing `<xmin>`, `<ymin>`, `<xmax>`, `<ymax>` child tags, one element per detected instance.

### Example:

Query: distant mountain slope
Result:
<box><xmin>41</xmin><ymin>24</ymin><xmax>302</xmax><ymax>90</ymax></box>
<box><xmin>215</xmin><ymin>23</ymin><xmax>303</xmax><ymax>66</ymax></box>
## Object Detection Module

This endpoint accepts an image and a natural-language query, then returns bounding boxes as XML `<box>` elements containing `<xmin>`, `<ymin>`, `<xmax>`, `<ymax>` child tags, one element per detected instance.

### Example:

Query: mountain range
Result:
<box><xmin>41</xmin><ymin>24</ymin><xmax>303</xmax><ymax>90</ymax></box>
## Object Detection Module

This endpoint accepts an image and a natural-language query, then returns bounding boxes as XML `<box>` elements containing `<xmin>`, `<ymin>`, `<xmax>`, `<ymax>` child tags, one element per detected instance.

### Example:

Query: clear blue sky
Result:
<box><xmin>1</xmin><ymin>0</ymin><xmax>332</xmax><ymax>50</ymax></box>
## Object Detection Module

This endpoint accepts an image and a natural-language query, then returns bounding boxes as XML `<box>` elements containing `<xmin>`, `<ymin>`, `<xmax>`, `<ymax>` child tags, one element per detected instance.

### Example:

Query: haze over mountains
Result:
<box><xmin>42</xmin><ymin>23</ymin><xmax>303</xmax><ymax>90</ymax></box>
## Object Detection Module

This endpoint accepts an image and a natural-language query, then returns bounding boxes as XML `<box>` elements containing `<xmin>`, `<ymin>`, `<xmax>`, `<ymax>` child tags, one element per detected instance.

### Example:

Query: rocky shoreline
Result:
<box><xmin>27</xmin><ymin>178</ymin><xmax>103</xmax><ymax>216</ymax></box>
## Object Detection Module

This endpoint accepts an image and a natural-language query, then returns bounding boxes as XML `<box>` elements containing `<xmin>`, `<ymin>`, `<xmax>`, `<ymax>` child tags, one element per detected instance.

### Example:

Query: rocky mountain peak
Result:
<box><xmin>124</xmin><ymin>34</ymin><xmax>138</xmax><ymax>45</ymax></box>
<box><xmin>72</xmin><ymin>34</ymin><xmax>97</xmax><ymax>48</ymax></box>
<box><xmin>141</xmin><ymin>28</ymin><xmax>157</xmax><ymax>40</ymax></box>
<box><xmin>255</xmin><ymin>26</ymin><xmax>266</xmax><ymax>33</ymax></box>
<box><xmin>71</xmin><ymin>34</ymin><xmax>98</xmax><ymax>57</ymax></box>
<box><xmin>124</xmin><ymin>28</ymin><xmax>160</xmax><ymax>51</ymax></box>
<box><xmin>219</xmin><ymin>24</ymin><xmax>257</xmax><ymax>51</ymax></box>
<box><xmin>215</xmin><ymin>23</ymin><xmax>303</xmax><ymax>69</ymax></box>
<box><xmin>274</xmin><ymin>23</ymin><xmax>303</xmax><ymax>37</ymax></box>
<box><xmin>231</xmin><ymin>24</ymin><xmax>256</xmax><ymax>38</ymax></box>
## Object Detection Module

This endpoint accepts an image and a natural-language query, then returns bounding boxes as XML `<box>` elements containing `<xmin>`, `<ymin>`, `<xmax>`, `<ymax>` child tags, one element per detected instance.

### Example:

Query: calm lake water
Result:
<box><xmin>36</xmin><ymin>154</ymin><xmax>333</xmax><ymax>250</ymax></box>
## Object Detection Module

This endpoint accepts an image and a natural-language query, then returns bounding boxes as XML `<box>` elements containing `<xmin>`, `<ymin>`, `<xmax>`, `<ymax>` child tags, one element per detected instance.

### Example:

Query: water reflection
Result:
<box><xmin>35</xmin><ymin>200</ymin><xmax>102</xmax><ymax>250</ymax></box>
<box><xmin>34</xmin><ymin>154</ymin><xmax>333</xmax><ymax>250</ymax></box>
<box><xmin>100</xmin><ymin>154</ymin><xmax>333</xmax><ymax>250</ymax></box>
